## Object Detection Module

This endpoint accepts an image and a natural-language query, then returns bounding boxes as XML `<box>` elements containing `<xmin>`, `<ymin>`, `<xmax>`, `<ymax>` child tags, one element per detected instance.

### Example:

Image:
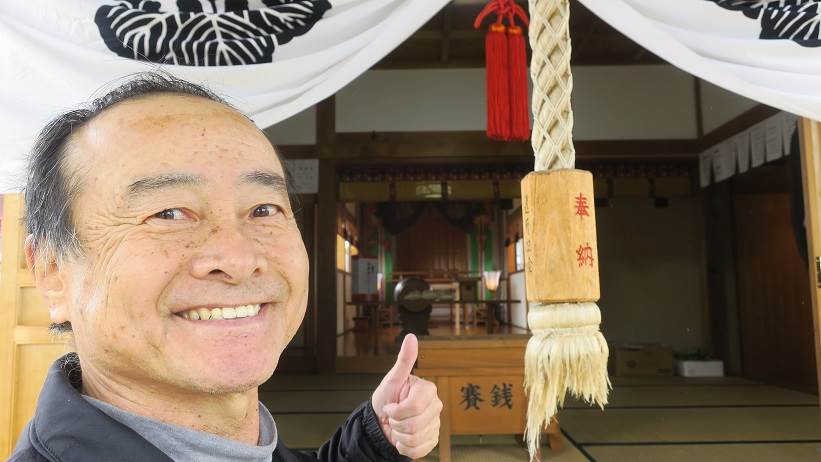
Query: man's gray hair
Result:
<box><xmin>23</xmin><ymin>72</ymin><xmax>284</xmax><ymax>335</ymax></box>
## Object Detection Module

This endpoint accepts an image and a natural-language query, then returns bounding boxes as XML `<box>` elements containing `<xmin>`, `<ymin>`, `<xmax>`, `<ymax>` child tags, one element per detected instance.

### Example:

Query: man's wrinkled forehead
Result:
<box><xmin>75</xmin><ymin>93</ymin><xmax>257</xmax><ymax>151</ymax></box>
<box><xmin>64</xmin><ymin>93</ymin><xmax>278</xmax><ymax>192</ymax></box>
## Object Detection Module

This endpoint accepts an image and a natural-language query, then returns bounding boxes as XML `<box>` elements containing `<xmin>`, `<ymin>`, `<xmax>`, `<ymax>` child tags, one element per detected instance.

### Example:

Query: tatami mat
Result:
<box><xmin>560</xmin><ymin>406</ymin><xmax>821</xmax><ymax>444</ymax></box>
<box><xmin>418</xmin><ymin>435</ymin><xmax>588</xmax><ymax>462</ymax></box>
<box><xmin>264</xmin><ymin>374</ymin><xmax>821</xmax><ymax>461</ymax></box>
<box><xmin>610</xmin><ymin>376</ymin><xmax>759</xmax><ymax>387</ymax></box>
<box><xmin>565</xmin><ymin>384</ymin><xmax>818</xmax><ymax>408</ymax></box>
<box><xmin>585</xmin><ymin>442</ymin><xmax>821</xmax><ymax>462</ymax></box>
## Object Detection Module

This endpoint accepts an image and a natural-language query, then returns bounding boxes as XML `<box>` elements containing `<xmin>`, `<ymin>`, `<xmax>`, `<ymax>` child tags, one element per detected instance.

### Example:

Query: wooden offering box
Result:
<box><xmin>414</xmin><ymin>336</ymin><xmax>561</xmax><ymax>462</ymax></box>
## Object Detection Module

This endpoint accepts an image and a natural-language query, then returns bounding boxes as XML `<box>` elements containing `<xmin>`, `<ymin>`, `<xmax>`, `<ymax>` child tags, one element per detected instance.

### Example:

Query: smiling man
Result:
<box><xmin>9</xmin><ymin>73</ymin><xmax>442</xmax><ymax>462</ymax></box>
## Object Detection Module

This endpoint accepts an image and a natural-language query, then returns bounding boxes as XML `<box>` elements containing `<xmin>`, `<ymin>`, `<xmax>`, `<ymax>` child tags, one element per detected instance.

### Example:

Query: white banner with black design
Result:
<box><xmin>0</xmin><ymin>0</ymin><xmax>448</xmax><ymax>190</ymax></box>
<box><xmin>578</xmin><ymin>1</ymin><xmax>821</xmax><ymax>119</ymax></box>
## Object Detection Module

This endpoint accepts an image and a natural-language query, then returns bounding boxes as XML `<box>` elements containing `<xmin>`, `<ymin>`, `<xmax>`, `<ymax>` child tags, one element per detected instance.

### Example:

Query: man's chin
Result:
<box><xmin>195</xmin><ymin>380</ymin><xmax>266</xmax><ymax>395</ymax></box>
<box><xmin>185</xmin><ymin>370</ymin><xmax>273</xmax><ymax>395</ymax></box>
<box><xmin>177</xmin><ymin>356</ymin><xmax>278</xmax><ymax>395</ymax></box>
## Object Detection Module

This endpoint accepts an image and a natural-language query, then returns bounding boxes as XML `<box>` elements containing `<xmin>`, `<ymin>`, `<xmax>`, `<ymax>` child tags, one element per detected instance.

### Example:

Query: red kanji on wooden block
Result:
<box><xmin>576</xmin><ymin>243</ymin><xmax>594</xmax><ymax>267</ymax></box>
<box><xmin>574</xmin><ymin>193</ymin><xmax>590</xmax><ymax>217</ymax></box>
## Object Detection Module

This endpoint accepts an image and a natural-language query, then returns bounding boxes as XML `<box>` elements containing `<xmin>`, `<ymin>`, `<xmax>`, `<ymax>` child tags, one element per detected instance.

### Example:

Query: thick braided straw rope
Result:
<box><xmin>524</xmin><ymin>0</ymin><xmax>609</xmax><ymax>458</ymax></box>
<box><xmin>529</xmin><ymin>0</ymin><xmax>574</xmax><ymax>171</ymax></box>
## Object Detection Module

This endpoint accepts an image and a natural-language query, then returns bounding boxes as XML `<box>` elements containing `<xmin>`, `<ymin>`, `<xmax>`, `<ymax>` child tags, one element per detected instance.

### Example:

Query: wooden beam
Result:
<box><xmin>441</xmin><ymin>5</ymin><xmax>453</xmax><ymax>65</ymax></box>
<box><xmin>276</xmin><ymin>145</ymin><xmax>315</xmax><ymax>159</ymax></box>
<box><xmin>798</xmin><ymin>118</ymin><xmax>821</xmax><ymax>399</ymax></box>
<box><xmin>282</xmin><ymin>133</ymin><xmax>698</xmax><ymax>161</ymax></box>
<box><xmin>374</xmin><ymin>54</ymin><xmax>666</xmax><ymax>70</ymax></box>
<box><xmin>694</xmin><ymin>78</ymin><xmax>704</xmax><ymax>138</ymax></box>
<box><xmin>700</xmin><ymin>104</ymin><xmax>780</xmax><ymax>150</ymax></box>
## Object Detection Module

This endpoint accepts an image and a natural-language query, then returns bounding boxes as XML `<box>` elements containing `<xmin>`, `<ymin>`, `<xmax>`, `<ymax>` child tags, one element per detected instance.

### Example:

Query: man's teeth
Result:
<box><xmin>179</xmin><ymin>304</ymin><xmax>262</xmax><ymax>321</ymax></box>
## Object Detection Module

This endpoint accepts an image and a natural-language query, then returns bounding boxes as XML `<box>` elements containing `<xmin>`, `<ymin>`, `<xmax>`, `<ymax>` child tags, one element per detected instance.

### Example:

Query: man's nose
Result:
<box><xmin>190</xmin><ymin>223</ymin><xmax>268</xmax><ymax>284</ymax></box>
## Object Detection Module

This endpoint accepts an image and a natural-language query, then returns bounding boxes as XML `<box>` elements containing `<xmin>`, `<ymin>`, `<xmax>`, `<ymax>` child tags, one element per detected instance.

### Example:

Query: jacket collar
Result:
<box><xmin>29</xmin><ymin>353</ymin><xmax>173</xmax><ymax>462</ymax></box>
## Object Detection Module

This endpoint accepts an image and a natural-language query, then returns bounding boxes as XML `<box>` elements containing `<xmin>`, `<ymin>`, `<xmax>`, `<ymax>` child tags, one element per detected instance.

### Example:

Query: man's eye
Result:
<box><xmin>153</xmin><ymin>208</ymin><xmax>186</xmax><ymax>220</ymax></box>
<box><xmin>252</xmin><ymin>204</ymin><xmax>279</xmax><ymax>218</ymax></box>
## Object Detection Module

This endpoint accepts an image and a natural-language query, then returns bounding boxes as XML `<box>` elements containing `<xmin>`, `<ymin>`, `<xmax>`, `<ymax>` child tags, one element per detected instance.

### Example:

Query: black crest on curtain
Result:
<box><xmin>707</xmin><ymin>0</ymin><xmax>821</xmax><ymax>47</ymax></box>
<box><xmin>95</xmin><ymin>0</ymin><xmax>331</xmax><ymax>66</ymax></box>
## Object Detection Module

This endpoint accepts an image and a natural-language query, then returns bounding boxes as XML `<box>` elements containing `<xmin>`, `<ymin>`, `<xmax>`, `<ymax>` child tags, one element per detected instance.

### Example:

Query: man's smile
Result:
<box><xmin>175</xmin><ymin>303</ymin><xmax>270</xmax><ymax>321</ymax></box>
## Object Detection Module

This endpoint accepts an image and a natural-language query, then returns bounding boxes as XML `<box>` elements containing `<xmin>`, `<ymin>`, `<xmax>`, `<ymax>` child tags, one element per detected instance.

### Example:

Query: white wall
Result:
<box><xmin>700</xmin><ymin>80</ymin><xmax>759</xmax><ymax>134</ymax></box>
<box><xmin>263</xmin><ymin>105</ymin><xmax>316</xmax><ymax>145</ymax></box>
<box><xmin>509</xmin><ymin>271</ymin><xmax>527</xmax><ymax>329</ymax></box>
<box><xmin>336</xmin><ymin>69</ymin><xmax>486</xmax><ymax>132</ymax></box>
<box><xmin>262</xmin><ymin>66</ymin><xmax>701</xmax><ymax>141</ymax></box>
<box><xmin>596</xmin><ymin>197</ymin><xmax>707</xmax><ymax>352</ymax></box>
<box><xmin>333</xmin><ymin>66</ymin><xmax>698</xmax><ymax>139</ymax></box>
<box><xmin>573</xmin><ymin>66</ymin><xmax>698</xmax><ymax>139</ymax></box>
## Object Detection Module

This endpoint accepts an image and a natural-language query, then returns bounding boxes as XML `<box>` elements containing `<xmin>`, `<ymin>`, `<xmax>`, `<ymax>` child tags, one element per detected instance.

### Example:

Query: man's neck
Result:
<box><xmin>80</xmin><ymin>362</ymin><xmax>261</xmax><ymax>445</ymax></box>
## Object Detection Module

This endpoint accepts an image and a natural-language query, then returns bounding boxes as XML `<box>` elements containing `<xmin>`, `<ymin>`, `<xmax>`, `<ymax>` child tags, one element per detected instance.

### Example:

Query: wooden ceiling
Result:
<box><xmin>374</xmin><ymin>0</ymin><xmax>665</xmax><ymax>69</ymax></box>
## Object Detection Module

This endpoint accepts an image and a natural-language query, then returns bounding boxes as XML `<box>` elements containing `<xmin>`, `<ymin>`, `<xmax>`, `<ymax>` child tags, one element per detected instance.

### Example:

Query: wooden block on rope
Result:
<box><xmin>521</xmin><ymin>169</ymin><xmax>600</xmax><ymax>302</ymax></box>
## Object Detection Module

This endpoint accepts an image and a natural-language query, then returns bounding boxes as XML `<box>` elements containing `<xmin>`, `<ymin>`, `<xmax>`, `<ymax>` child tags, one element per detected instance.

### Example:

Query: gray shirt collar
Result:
<box><xmin>84</xmin><ymin>395</ymin><xmax>277</xmax><ymax>462</ymax></box>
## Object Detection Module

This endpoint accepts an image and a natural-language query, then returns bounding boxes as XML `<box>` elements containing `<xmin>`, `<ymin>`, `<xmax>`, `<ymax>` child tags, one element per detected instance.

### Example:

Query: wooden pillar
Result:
<box><xmin>0</xmin><ymin>194</ymin><xmax>21</xmax><ymax>458</ymax></box>
<box><xmin>798</xmin><ymin>118</ymin><xmax>821</xmax><ymax>399</ymax></box>
<box><xmin>315</xmin><ymin>97</ymin><xmax>338</xmax><ymax>373</ymax></box>
<box><xmin>703</xmin><ymin>181</ymin><xmax>743</xmax><ymax>375</ymax></box>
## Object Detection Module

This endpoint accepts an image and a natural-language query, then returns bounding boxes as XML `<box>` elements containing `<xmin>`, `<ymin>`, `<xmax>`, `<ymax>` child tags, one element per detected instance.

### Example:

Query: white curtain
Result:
<box><xmin>578</xmin><ymin>0</ymin><xmax>821</xmax><ymax>186</ymax></box>
<box><xmin>0</xmin><ymin>0</ymin><xmax>449</xmax><ymax>190</ymax></box>
<box><xmin>577</xmin><ymin>0</ymin><xmax>821</xmax><ymax>121</ymax></box>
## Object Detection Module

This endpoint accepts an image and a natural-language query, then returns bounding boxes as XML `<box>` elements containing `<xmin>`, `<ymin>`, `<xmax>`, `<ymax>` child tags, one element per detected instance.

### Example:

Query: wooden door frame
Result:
<box><xmin>0</xmin><ymin>194</ymin><xmax>22</xmax><ymax>457</ymax></box>
<box><xmin>798</xmin><ymin>118</ymin><xmax>821</xmax><ymax>396</ymax></box>
<box><xmin>275</xmin><ymin>196</ymin><xmax>318</xmax><ymax>375</ymax></box>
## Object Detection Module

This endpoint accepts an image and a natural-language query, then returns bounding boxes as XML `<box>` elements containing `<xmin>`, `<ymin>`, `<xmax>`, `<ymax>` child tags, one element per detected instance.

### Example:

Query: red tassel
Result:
<box><xmin>507</xmin><ymin>25</ymin><xmax>529</xmax><ymax>141</ymax></box>
<box><xmin>485</xmin><ymin>23</ymin><xmax>510</xmax><ymax>141</ymax></box>
<box><xmin>475</xmin><ymin>0</ymin><xmax>529</xmax><ymax>142</ymax></box>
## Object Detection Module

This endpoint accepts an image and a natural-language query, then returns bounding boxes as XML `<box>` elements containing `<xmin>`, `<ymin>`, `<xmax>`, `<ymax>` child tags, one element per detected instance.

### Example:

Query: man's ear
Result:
<box><xmin>25</xmin><ymin>235</ymin><xmax>70</xmax><ymax>325</ymax></box>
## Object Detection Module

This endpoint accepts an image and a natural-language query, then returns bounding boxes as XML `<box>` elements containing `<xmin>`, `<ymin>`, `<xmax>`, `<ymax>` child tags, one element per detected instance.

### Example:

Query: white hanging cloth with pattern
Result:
<box><xmin>577</xmin><ymin>0</ymin><xmax>821</xmax><ymax>121</ymax></box>
<box><xmin>0</xmin><ymin>0</ymin><xmax>449</xmax><ymax>191</ymax></box>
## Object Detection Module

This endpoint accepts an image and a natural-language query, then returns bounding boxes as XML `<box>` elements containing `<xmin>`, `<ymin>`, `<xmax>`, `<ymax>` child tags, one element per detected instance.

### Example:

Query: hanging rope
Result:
<box><xmin>529</xmin><ymin>0</ymin><xmax>575</xmax><ymax>171</ymax></box>
<box><xmin>522</xmin><ymin>0</ymin><xmax>610</xmax><ymax>458</ymax></box>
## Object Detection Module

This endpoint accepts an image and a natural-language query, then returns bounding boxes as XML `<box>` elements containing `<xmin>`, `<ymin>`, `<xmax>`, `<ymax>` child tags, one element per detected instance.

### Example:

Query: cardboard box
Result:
<box><xmin>611</xmin><ymin>344</ymin><xmax>674</xmax><ymax>377</ymax></box>
<box><xmin>676</xmin><ymin>360</ymin><xmax>724</xmax><ymax>377</ymax></box>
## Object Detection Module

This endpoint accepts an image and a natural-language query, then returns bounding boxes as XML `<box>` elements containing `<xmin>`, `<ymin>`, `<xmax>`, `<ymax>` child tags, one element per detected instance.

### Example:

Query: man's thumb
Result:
<box><xmin>386</xmin><ymin>334</ymin><xmax>418</xmax><ymax>384</ymax></box>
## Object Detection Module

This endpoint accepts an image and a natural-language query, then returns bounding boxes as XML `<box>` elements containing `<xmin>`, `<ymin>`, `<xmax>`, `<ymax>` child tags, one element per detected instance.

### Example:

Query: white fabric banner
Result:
<box><xmin>0</xmin><ymin>0</ymin><xmax>448</xmax><ymax>190</ymax></box>
<box><xmin>700</xmin><ymin>111</ymin><xmax>797</xmax><ymax>185</ymax></box>
<box><xmin>583</xmin><ymin>0</ymin><xmax>814</xmax><ymax>187</ymax></box>
<box><xmin>577</xmin><ymin>0</ymin><xmax>821</xmax><ymax>122</ymax></box>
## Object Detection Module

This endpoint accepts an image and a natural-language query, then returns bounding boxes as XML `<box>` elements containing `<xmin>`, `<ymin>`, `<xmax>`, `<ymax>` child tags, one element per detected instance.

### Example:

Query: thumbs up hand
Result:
<box><xmin>371</xmin><ymin>334</ymin><xmax>443</xmax><ymax>459</ymax></box>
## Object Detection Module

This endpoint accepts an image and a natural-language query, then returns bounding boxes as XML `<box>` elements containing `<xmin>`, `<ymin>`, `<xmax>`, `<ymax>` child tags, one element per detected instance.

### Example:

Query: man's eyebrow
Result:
<box><xmin>125</xmin><ymin>173</ymin><xmax>204</xmax><ymax>198</ymax></box>
<box><xmin>240</xmin><ymin>170</ymin><xmax>289</xmax><ymax>194</ymax></box>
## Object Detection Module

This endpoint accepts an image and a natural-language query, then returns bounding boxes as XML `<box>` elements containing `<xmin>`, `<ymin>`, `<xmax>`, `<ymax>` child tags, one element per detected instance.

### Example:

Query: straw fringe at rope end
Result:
<box><xmin>523</xmin><ymin>310</ymin><xmax>610</xmax><ymax>460</ymax></box>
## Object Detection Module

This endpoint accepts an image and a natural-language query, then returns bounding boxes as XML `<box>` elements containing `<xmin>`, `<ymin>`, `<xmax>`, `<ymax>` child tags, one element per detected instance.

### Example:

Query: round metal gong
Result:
<box><xmin>394</xmin><ymin>277</ymin><xmax>431</xmax><ymax>313</ymax></box>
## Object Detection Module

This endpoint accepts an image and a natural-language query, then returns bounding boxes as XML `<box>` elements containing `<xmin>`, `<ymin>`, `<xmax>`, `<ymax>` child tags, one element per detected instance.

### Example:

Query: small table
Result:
<box><xmin>446</xmin><ymin>300</ymin><xmax>520</xmax><ymax>333</ymax></box>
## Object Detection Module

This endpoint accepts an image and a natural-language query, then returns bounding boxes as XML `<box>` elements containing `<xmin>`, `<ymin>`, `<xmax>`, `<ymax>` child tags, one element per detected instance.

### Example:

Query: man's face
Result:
<box><xmin>59</xmin><ymin>94</ymin><xmax>309</xmax><ymax>394</ymax></box>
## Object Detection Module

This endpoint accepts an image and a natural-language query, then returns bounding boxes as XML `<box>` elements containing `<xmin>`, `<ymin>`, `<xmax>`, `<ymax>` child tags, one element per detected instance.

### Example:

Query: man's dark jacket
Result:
<box><xmin>9</xmin><ymin>354</ymin><xmax>409</xmax><ymax>462</ymax></box>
